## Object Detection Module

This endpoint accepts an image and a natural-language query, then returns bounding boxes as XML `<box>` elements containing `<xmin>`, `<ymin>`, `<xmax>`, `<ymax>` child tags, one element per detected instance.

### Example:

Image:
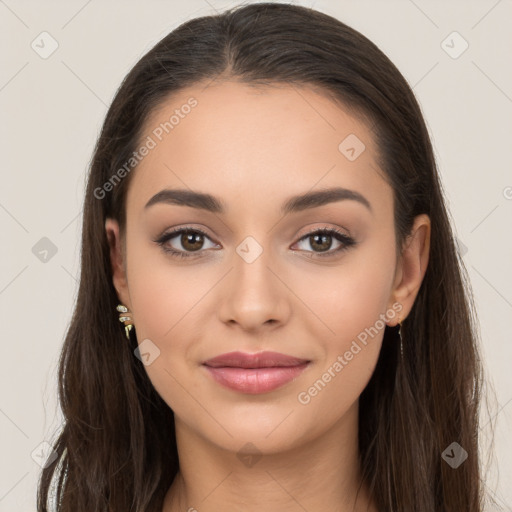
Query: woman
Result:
<box><xmin>37</xmin><ymin>3</ymin><xmax>485</xmax><ymax>511</ymax></box>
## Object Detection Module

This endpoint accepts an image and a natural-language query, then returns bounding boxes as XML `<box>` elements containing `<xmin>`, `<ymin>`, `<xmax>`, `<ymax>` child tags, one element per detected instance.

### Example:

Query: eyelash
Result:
<box><xmin>153</xmin><ymin>226</ymin><xmax>356</xmax><ymax>260</ymax></box>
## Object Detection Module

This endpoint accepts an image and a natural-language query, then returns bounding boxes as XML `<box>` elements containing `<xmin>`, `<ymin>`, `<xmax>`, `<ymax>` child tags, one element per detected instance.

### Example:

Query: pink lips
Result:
<box><xmin>202</xmin><ymin>351</ymin><xmax>310</xmax><ymax>394</ymax></box>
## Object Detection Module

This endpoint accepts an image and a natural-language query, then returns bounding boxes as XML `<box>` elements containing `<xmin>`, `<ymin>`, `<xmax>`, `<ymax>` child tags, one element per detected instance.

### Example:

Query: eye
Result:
<box><xmin>154</xmin><ymin>227</ymin><xmax>218</xmax><ymax>259</ymax></box>
<box><xmin>292</xmin><ymin>227</ymin><xmax>356</xmax><ymax>258</ymax></box>
<box><xmin>154</xmin><ymin>225</ymin><xmax>356</xmax><ymax>260</ymax></box>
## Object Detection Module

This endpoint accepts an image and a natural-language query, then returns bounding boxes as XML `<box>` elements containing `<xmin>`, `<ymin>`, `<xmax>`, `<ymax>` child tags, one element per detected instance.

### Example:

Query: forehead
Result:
<box><xmin>127</xmin><ymin>80</ymin><xmax>388</xmax><ymax>215</ymax></box>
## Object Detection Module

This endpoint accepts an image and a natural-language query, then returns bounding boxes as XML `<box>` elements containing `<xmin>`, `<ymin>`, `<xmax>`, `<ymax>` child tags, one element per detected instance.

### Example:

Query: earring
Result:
<box><xmin>116</xmin><ymin>304</ymin><xmax>133</xmax><ymax>340</ymax></box>
<box><xmin>397</xmin><ymin>317</ymin><xmax>403</xmax><ymax>357</ymax></box>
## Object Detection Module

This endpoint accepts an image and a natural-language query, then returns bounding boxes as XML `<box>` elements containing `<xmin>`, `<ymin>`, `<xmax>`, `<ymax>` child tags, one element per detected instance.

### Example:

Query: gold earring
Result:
<box><xmin>116</xmin><ymin>304</ymin><xmax>133</xmax><ymax>340</ymax></box>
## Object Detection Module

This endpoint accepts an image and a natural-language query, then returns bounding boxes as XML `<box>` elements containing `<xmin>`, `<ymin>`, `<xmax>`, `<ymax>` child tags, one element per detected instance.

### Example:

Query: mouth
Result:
<box><xmin>202</xmin><ymin>350</ymin><xmax>310</xmax><ymax>369</ymax></box>
<box><xmin>202</xmin><ymin>351</ymin><xmax>311</xmax><ymax>394</ymax></box>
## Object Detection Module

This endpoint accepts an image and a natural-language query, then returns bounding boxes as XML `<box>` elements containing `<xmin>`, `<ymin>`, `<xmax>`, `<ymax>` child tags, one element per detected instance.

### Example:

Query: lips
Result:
<box><xmin>202</xmin><ymin>351</ymin><xmax>311</xmax><ymax>394</ymax></box>
<box><xmin>202</xmin><ymin>351</ymin><xmax>310</xmax><ymax>369</ymax></box>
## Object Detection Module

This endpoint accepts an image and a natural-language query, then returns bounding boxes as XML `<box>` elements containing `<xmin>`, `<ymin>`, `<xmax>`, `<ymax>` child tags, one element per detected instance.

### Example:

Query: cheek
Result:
<box><xmin>126</xmin><ymin>231</ymin><xmax>207</xmax><ymax>341</ymax></box>
<box><xmin>125</xmin><ymin>250</ymin><xmax>200</xmax><ymax>410</ymax></box>
<box><xmin>296</xmin><ymin>239</ymin><xmax>396</xmax><ymax>345</ymax></box>
<box><xmin>125</xmin><ymin>240</ymin><xmax>221</xmax><ymax>407</ymax></box>
<box><xmin>293</xmin><ymin>240</ymin><xmax>396</xmax><ymax>407</ymax></box>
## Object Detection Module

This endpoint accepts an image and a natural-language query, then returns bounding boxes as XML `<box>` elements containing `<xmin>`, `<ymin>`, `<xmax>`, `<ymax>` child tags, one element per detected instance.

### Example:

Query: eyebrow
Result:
<box><xmin>144</xmin><ymin>186</ymin><xmax>372</xmax><ymax>214</ymax></box>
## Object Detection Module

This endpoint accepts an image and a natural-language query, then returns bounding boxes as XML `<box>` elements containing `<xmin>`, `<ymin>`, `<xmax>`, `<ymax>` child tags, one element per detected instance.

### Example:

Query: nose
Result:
<box><xmin>217</xmin><ymin>243</ymin><xmax>291</xmax><ymax>333</ymax></box>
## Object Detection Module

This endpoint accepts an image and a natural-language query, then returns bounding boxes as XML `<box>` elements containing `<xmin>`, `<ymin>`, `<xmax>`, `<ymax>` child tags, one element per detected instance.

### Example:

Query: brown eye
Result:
<box><xmin>155</xmin><ymin>227</ymin><xmax>218</xmax><ymax>259</ymax></box>
<box><xmin>293</xmin><ymin>228</ymin><xmax>356</xmax><ymax>258</ymax></box>
<box><xmin>180</xmin><ymin>231</ymin><xmax>205</xmax><ymax>252</ymax></box>
<box><xmin>308</xmin><ymin>232</ymin><xmax>334</xmax><ymax>252</ymax></box>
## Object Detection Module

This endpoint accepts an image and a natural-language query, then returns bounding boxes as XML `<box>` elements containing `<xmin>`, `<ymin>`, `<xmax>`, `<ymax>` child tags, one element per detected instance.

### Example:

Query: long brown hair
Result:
<box><xmin>37</xmin><ymin>3</ymin><xmax>486</xmax><ymax>510</ymax></box>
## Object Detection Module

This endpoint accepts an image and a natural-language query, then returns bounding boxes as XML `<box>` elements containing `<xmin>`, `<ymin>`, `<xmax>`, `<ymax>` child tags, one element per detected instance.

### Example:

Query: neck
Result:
<box><xmin>163</xmin><ymin>401</ymin><xmax>377</xmax><ymax>512</ymax></box>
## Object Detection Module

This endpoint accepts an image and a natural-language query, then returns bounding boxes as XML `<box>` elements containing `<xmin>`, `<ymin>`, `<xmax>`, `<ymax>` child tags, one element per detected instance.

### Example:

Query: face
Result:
<box><xmin>106</xmin><ymin>80</ymin><xmax>417</xmax><ymax>455</ymax></box>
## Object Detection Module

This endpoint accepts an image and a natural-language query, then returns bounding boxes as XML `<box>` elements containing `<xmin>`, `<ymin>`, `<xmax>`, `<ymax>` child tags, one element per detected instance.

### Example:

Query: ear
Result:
<box><xmin>105</xmin><ymin>217</ymin><xmax>132</xmax><ymax>309</ymax></box>
<box><xmin>387</xmin><ymin>213</ymin><xmax>431</xmax><ymax>326</ymax></box>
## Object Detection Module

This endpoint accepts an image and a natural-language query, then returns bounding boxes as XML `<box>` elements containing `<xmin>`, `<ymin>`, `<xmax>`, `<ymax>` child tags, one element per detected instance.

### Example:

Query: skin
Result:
<box><xmin>105</xmin><ymin>80</ymin><xmax>430</xmax><ymax>512</ymax></box>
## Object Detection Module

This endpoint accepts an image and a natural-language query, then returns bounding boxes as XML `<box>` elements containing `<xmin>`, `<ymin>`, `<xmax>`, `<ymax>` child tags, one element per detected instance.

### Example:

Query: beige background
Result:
<box><xmin>1</xmin><ymin>0</ymin><xmax>511</xmax><ymax>510</ymax></box>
